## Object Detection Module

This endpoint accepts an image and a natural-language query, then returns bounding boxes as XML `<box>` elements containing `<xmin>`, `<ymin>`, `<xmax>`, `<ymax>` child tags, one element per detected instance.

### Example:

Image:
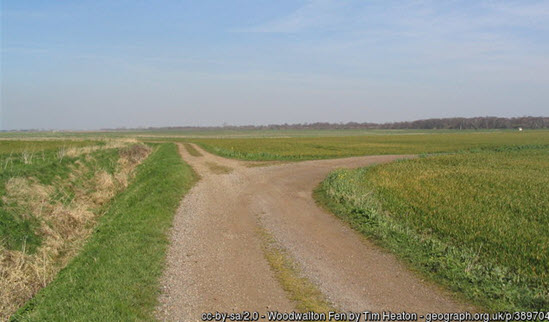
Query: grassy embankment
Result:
<box><xmin>10</xmin><ymin>143</ymin><xmax>196</xmax><ymax>320</ymax></box>
<box><xmin>191</xmin><ymin>131</ymin><xmax>549</xmax><ymax>160</ymax></box>
<box><xmin>1</xmin><ymin>140</ymin><xmax>152</xmax><ymax>319</ymax></box>
<box><xmin>316</xmin><ymin>146</ymin><xmax>549</xmax><ymax>311</ymax></box>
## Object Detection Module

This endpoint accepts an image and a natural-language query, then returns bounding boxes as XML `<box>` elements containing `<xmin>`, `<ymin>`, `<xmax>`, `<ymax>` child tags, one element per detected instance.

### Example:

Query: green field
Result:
<box><xmin>316</xmin><ymin>146</ymin><xmax>549</xmax><ymax>311</ymax></box>
<box><xmin>0</xmin><ymin>129</ymin><xmax>493</xmax><ymax>140</ymax></box>
<box><xmin>190</xmin><ymin>131</ymin><xmax>549</xmax><ymax>160</ymax></box>
<box><xmin>0</xmin><ymin>140</ymin><xmax>99</xmax><ymax>154</ymax></box>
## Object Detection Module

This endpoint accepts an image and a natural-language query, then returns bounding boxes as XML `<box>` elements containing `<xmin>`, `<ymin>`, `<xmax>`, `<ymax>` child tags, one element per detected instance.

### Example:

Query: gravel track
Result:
<box><xmin>156</xmin><ymin>144</ymin><xmax>472</xmax><ymax>321</ymax></box>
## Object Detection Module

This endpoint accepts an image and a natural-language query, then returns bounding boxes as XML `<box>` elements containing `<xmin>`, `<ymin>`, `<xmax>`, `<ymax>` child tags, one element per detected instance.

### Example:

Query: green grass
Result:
<box><xmin>11</xmin><ymin>143</ymin><xmax>197</xmax><ymax>321</ymax></box>
<box><xmin>183</xmin><ymin>143</ymin><xmax>203</xmax><ymax>156</ymax></box>
<box><xmin>316</xmin><ymin>146</ymin><xmax>549</xmax><ymax>311</ymax></box>
<box><xmin>0</xmin><ymin>128</ymin><xmax>492</xmax><ymax>140</ymax></box>
<box><xmin>258</xmin><ymin>226</ymin><xmax>334</xmax><ymax>313</ymax></box>
<box><xmin>190</xmin><ymin>131</ymin><xmax>549</xmax><ymax>161</ymax></box>
<box><xmin>204</xmin><ymin>161</ymin><xmax>232</xmax><ymax>174</ymax></box>
<box><xmin>0</xmin><ymin>140</ymin><xmax>99</xmax><ymax>154</ymax></box>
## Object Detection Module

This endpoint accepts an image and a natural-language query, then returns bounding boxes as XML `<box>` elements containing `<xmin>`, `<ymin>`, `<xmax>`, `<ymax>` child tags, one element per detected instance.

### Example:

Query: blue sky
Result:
<box><xmin>1</xmin><ymin>0</ymin><xmax>548</xmax><ymax>130</ymax></box>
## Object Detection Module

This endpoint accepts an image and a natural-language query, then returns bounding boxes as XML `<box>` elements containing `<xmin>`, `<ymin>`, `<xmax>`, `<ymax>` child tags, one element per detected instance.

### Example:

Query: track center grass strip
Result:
<box><xmin>204</xmin><ymin>161</ymin><xmax>232</xmax><ymax>174</ymax></box>
<box><xmin>11</xmin><ymin>143</ymin><xmax>198</xmax><ymax>321</ymax></box>
<box><xmin>257</xmin><ymin>222</ymin><xmax>334</xmax><ymax>313</ymax></box>
<box><xmin>183</xmin><ymin>143</ymin><xmax>203</xmax><ymax>157</ymax></box>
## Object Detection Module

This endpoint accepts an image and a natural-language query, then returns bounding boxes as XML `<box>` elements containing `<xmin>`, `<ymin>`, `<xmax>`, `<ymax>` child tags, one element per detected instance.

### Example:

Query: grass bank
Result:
<box><xmin>11</xmin><ymin>143</ymin><xmax>197</xmax><ymax>321</ymax></box>
<box><xmin>190</xmin><ymin>131</ymin><xmax>549</xmax><ymax>161</ymax></box>
<box><xmin>315</xmin><ymin>146</ymin><xmax>549</xmax><ymax>311</ymax></box>
<box><xmin>1</xmin><ymin>140</ymin><xmax>151</xmax><ymax>318</ymax></box>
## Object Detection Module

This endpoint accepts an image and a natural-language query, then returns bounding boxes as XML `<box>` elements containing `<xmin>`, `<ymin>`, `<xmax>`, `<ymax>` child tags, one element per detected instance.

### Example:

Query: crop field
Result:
<box><xmin>0</xmin><ymin>129</ymin><xmax>473</xmax><ymax>140</ymax></box>
<box><xmin>191</xmin><ymin>131</ymin><xmax>549</xmax><ymax>160</ymax></box>
<box><xmin>0</xmin><ymin>139</ymin><xmax>99</xmax><ymax>154</ymax></box>
<box><xmin>316</xmin><ymin>146</ymin><xmax>549</xmax><ymax>311</ymax></box>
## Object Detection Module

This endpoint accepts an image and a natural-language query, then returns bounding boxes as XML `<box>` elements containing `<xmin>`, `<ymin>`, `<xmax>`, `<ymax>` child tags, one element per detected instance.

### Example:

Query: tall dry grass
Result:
<box><xmin>0</xmin><ymin>143</ymin><xmax>151</xmax><ymax>320</ymax></box>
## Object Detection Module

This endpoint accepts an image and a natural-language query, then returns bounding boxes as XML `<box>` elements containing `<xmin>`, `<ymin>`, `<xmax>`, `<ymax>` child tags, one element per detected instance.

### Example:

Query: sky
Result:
<box><xmin>1</xmin><ymin>0</ymin><xmax>548</xmax><ymax>130</ymax></box>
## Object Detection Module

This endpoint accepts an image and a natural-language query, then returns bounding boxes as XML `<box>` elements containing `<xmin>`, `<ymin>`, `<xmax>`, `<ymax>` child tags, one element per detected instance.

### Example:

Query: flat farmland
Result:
<box><xmin>189</xmin><ymin>131</ymin><xmax>549</xmax><ymax>160</ymax></box>
<box><xmin>0</xmin><ymin>139</ymin><xmax>99</xmax><ymax>154</ymax></box>
<box><xmin>4</xmin><ymin>0</ymin><xmax>549</xmax><ymax>318</ymax></box>
<box><xmin>2</xmin><ymin>130</ymin><xmax>548</xmax><ymax>319</ymax></box>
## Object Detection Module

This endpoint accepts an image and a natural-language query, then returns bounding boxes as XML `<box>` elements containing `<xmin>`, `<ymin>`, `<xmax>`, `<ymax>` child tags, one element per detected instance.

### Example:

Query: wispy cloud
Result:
<box><xmin>234</xmin><ymin>0</ymin><xmax>348</xmax><ymax>33</ymax></box>
<box><xmin>236</xmin><ymin>0</ymin><xmax>549</xmax><ymax>66</ymax></box>
<box><xmin>3</xmin><ymin>0</ymin><xmax>548</xmax><ymax>129</ymax></box>
<box><xmin>237</xmin><ymin>0</ymin><xmax>549</xmax><ymax>35</ymax></box>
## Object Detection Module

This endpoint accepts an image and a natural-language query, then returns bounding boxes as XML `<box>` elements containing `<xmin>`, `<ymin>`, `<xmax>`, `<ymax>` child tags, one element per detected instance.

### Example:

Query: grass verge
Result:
<box><xmin>314</xmin><ymin>146</ymin><xmax>549</xmax><ymax>311</ymax></box>
<box><xmin>10</xmin><ymin>143</ymin><xmax>197</xmax><ymax>321</ymax></box>
<box><xmin>257</xmin><ymin>224</ymin><xmax>334</xmax><ymax>313</ymax></box>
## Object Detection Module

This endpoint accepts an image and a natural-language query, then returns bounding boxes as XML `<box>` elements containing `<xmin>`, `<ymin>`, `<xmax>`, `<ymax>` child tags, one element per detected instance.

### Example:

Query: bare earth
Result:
<box><xmin>157</xmin><ymin>144</ymin><xmax>472</xmax><ymax>321</ymax></box>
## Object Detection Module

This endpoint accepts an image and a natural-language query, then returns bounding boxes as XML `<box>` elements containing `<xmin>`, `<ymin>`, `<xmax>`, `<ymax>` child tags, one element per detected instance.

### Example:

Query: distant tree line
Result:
<box><xmin>376</xmin><ymin>116</ymin><xmax>549</xmax><ymax>130</ymax></box>
<box><xmin>134</xmin><ymin>116</ymin><xmax>549</xmax><ymax>132</ymax></box>
<box><xmin>8</xmin><ymin>116</ymin><xmax>545</xmax><ymax>132</ymax></box>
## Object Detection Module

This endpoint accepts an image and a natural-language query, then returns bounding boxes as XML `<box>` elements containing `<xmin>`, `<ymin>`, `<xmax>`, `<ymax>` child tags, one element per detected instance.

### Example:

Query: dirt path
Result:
<box><xmin>157</xmin><ymin>144</ymin><xmax>472</xmax><ymax>321</ymax></box>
